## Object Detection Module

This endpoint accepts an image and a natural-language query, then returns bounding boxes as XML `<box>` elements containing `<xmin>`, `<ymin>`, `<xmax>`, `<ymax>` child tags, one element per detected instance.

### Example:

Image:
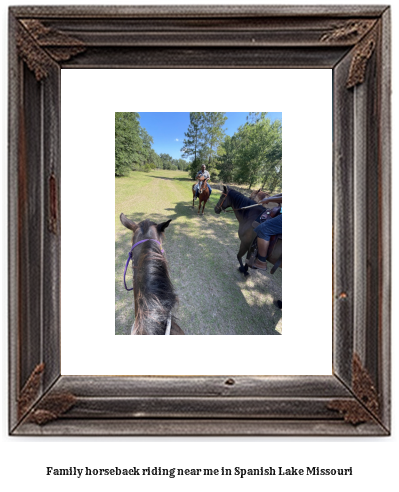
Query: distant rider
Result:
<box><xmin>194</xmin><ymin>164</ymin><xmax>212</xmax><ymax>199</ymax></box>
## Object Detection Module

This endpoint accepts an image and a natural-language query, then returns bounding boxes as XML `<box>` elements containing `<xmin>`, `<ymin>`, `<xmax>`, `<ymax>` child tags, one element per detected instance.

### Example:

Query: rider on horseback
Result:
<box><xmin>194</xmin><ymin>164</ymin><xmax>212</xmax><ymax>199</ymax></box>
<box><xmin>253</xmin><ymin>194</ymin><xmax>282</xmax><ymax>271</ymax></box>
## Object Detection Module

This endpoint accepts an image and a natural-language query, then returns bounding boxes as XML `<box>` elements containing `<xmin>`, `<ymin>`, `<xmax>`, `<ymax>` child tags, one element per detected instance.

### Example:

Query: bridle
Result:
<box><xmin>216</xmin><ymin>188</ymin><xmax>263</xmax><ymax>213</ymax></box>
<box><xmin>123</xmin><ymin>238</ymin><xmax>164</xmax><ymax>291</ymax></box>
<box><xmin>124</xmin><ymin>238</ymin><xmax>171</xmax><ymax>336</ymax></box>
<box><xmin>215</xmin><ymin>189</ymin><xmax>230</xmax><ymax>213</ymax></box>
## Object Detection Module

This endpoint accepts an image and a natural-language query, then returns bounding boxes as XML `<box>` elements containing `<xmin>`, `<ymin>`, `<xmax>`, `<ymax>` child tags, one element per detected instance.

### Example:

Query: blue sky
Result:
<box><xmin>138</xmin><ymin>112</ymin><xmax>282</xmax><ymax>160</ymax></box>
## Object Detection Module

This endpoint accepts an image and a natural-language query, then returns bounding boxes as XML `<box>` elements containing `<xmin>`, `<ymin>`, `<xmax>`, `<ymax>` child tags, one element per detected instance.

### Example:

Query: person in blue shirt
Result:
<box><xmin>253</xmin><ymin>194</ymin><xmax>282</xmax><ymax>270</ymax></box>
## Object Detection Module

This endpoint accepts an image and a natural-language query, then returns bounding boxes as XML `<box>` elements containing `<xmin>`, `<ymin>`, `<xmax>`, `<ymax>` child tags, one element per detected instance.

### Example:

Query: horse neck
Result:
<box><xmin>228</xmin><ymin>193</ymin><xmax>262</xmax><ymax>221</ymax></box>
<box><xmin>134</xmin><ymin>286</ymin><xmax>175</xmax><ymax>335</ymax></box>
<box><xmin>134</xmin><ymin>310</ymin><xmax>171</xmax><ymax>335</ymax></box>
<box><xmin>235</xmin><ymin>207</ymin><xmax>263</xmax><ymax>222</ymax></box>
<box><xmin>133</xmin><ymin>243</ymin><xmax>177</xmax><ymax>335</ymax></box>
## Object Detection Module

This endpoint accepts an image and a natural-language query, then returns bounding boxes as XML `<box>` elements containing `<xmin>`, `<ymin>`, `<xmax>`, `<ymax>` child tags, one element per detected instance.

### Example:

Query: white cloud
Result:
<box><xmin>175</xmin><ymin>138</ymin><xmax>179</xmax><ymax>141</ymax></box>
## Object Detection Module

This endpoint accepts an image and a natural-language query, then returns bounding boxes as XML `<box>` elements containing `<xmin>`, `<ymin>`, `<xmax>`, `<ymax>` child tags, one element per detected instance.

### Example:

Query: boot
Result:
<box><xmin>253</xmin><ymin>258</ymin><xmax>267</xmax><ymax>270</ymax></box>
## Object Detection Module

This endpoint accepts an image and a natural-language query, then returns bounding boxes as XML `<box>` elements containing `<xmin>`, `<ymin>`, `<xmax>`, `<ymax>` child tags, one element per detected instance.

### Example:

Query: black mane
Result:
<box><xmin>227</xmin><ymin>188</ymin><xmax>264</xmax><ymax>218</ymax></box>
<box><xmin>133</xmin><ymin>226</ymin><xmax>178</xmax><ymax>335</ymax></box>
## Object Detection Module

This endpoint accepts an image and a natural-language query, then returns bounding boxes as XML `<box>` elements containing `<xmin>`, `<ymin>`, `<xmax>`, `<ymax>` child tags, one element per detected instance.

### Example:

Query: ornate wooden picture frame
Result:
<box><xmin>9</xmin><ymin>5</ymin><xmax>391</xmax><ymax>435</ymax></box>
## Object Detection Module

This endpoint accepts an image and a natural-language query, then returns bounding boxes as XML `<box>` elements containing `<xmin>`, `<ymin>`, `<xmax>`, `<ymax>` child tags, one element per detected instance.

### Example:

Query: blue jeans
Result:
<box><xmin>254</xmin><ymin>214</ymin><xmax>282</xmax><ymax>241</ymax></box>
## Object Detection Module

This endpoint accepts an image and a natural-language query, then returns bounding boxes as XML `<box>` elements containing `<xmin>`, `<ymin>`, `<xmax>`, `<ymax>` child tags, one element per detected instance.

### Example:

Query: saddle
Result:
<box><xmin>259</xmin><ymin>206</ymin><xmax>281</xmax><ymax>222</ymax></box>
<box><xmin>245</xmin><ymin>206</ymin><xmax>282</xmax><ymax>274</ymax></box>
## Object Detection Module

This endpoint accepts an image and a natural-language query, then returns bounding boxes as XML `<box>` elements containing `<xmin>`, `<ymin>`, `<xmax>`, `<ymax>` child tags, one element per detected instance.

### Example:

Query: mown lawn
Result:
<box><xmin>115</xmin><ymin>169</ymin><xmax>282</xmax><ymax>335</ymax></box>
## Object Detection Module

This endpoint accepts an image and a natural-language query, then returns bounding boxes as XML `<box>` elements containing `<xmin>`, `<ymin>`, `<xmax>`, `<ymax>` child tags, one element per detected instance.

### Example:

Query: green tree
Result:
<box><xmin>259</xmin><ymin>120</ymin><xmax>282</xmax><ymax>192</ymax></box>
<box><xmin>181</xmin><ymin>112</ymin><xmax>204</xmax><ymax>167</ymax></box>
<box><xmin>159</xmin><ymin>153</ymin><xmax>173</xmax><ymax>170</ymax></box>
<box><xmin>217</xmin><ymin>135</ymin><xmax>236</xmax><ymax>183</ymax></box>
<box><xmin>232</xmin><ymin>123</ymin><xmax>260</xmax><ymax>188</ymax></box>
<box><xmin>246</xmin><ymin>112</ymin><xmax>268</xmax><ymax>124</ymax></box>
<box><xmin>182</xmin><ymin>112</ymin><xmax>227</xmax><ymax>178</ymax></box>
<box><xmin>148</xmin><ymin>148</ymin><xmax>161</xmax><ymax>169</ymax></box>
<box><xmin>115</xmin><ymin>112</ymin><xmax>142</xmax><ymax>176</ymax></box>
<box><xmin>139</xmin><ymin>127</ymin><xmax>154</xmax><ymax>166</ymax></box>
<box><xmin>232</xmin><ymin>115</ymin><xmax>282</xmax><ymax>190</ymax></box>
<box><xmin>202</xmin><ymin>112</ymin><xmax>227</xmax><ymax>173</ymax></box>
<box><xmin>177</xmin><ymin>158</ymin><xmax>189</xmax><ymax>171</ymax></box>
<box><xmin>264</xmin><ymin>161</ymin><xmax>282</xmax><ymax>193</ymax></box>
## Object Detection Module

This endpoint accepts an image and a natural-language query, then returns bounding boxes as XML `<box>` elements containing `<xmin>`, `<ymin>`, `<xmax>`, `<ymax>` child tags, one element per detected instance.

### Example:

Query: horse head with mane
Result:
<box><xmin>214</xmin><ymin>186</ymin><xmax>282</xmax><ymax>276</ymax></box>
<box><xmin>120</xmin><ymin>213</ymin><xmax>184</xmax><ymax>335</ymax></box>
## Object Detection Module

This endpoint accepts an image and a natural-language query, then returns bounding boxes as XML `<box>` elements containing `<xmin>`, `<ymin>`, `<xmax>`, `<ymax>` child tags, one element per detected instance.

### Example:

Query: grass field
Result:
<box><xmin>115</xmin><ymin>169</ymin><xmax>282</xmax><ymax>335</ymax></box>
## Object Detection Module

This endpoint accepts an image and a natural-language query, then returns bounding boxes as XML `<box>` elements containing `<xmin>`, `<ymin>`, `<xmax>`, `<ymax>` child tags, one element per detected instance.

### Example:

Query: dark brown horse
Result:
<box><xmin>192</xmin><ymin>178</ymin><xmax>210</xmax><ymax>215</ymax></box>
<box><xmin>120</xmin><ymin>213</ymin><xmax>184</xmax><ymax>335</ymax></box>
<box><xmin>214</xmin><ymin>186</ymin><xmax>282</xmax><ymax>276</ymax></box>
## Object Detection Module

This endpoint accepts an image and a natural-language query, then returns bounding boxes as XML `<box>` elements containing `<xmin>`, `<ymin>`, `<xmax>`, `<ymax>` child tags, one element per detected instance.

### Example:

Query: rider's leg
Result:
<box><xmin>253</xmin><ymin>238</ymin><xmax>269</xmax><ymax>270</ymax></box>
<box><xmin>253</xmin><ymin>216</ymin><xmax>282</xmax><ymax>270</ymax></box>
<box><xmin>257</xmin><ymin>238</ymin><xmax>270</xmax><ymax>259</ymax></box>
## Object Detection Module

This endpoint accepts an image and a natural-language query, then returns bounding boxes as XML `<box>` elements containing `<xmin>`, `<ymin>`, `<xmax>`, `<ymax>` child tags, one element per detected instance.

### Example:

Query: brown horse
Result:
<box><xmin>249</xmin><ymin>189</ymin><xmax>270</xmax><ymax>203</ymax></box>
<box><xmin>192</xmin><ymin>178</ymin><xmax>210</xmax><ymax>214</ymax></box>
<box><xmin>120</xmin><ymin>213</ymin><xmax>184</xmax><ymax>335</ymax></box>
<box><xmin>214</xmin><ymin>186</ymin><xmax>282</xmax><ymax>277</ymax></box>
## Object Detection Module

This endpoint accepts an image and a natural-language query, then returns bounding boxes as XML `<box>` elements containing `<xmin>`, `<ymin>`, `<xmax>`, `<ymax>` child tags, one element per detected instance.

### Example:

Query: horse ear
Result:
<box><xmin>120</xmin><ymin>213</ymin><xmax>138</xmax><ymax>232</ymax></box>
<box><xmin>157</xmin><ymin>219</ymin><xmax>172</xmax><ymax>233</ymax></box>
<box><xmin>223</xmin><ymin>185</ymin><xmax>227</xmax><ymax>193</ymax></box>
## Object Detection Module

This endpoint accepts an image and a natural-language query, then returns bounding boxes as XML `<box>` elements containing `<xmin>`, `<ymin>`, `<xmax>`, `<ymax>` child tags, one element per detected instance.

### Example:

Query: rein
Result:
<box><xmin>123</xmin><ymin>238</ymin><xmax>164</xmax><ymax>291</ymax></box>
<box><xmin>216</xmin><ymin>189</ymin><xmax>263</xmax><ymax>213</ymax></box>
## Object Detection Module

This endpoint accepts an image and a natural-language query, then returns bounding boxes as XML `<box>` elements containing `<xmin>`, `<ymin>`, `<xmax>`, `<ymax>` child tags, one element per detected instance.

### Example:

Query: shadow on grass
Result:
<box><xmin>149</xmin><ymin>174</ymin><xmax>192</xmax><ymax>183</ymax></box>
<box><xmin>116</xmin><ymin>191</ymin><xmax>282</xmax><ymax>335</ymax></box>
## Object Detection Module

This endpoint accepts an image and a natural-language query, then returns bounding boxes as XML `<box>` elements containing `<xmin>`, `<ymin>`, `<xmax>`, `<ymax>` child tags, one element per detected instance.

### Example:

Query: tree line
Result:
<box><xmin>115</xmin><ymin>112</ymin><xmax>189</xmax><ymax>176</ymax></box>
<box><xmin>116</xmin><ymin>112</ymin><xmax>282</xmax><ymax>193</ymax></box>
<box><xmin>181</xmin><ymin>112</ymin><xmax>282</xmax><ymax>192</ymax></box>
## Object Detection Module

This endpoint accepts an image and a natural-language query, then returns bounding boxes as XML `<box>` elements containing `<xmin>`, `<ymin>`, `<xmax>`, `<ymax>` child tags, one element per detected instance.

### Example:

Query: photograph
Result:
<box><xmin>2</xmin><ymin>2</ymin><xmax>396</xmax><ymax>492</ymax></box>
<box><xmin>115</xmin><ymin>112</ymin><xmax>283</xmax><ymax>335</ymax></box>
